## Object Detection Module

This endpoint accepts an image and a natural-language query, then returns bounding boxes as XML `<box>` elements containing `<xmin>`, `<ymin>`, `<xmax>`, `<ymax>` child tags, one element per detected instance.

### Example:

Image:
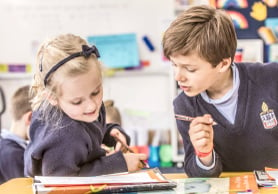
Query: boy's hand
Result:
<box><xmin>188</xmin><ymin>114</ymin><xmax>214</xmax><ymax>163</ymax></box>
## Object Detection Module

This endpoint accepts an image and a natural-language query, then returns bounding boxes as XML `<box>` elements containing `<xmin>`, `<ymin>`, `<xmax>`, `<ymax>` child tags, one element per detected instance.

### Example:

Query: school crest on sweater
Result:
<box><xmin>260</xmin><ymin>102</ymin><xmax>277</xmax><ymax>129</ymax></box>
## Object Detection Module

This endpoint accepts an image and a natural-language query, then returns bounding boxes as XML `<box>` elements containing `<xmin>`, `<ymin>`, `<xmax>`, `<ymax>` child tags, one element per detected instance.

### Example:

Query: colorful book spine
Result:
<box><xmin>0</xmin><ymin>64</ymin><xmax>32</xmax><ymax>73</ymax></box>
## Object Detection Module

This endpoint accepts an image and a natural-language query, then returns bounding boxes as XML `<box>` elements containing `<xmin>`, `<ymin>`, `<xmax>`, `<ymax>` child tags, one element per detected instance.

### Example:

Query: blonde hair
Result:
<box><xmin>163</xmin><ymin>5</ymin><xmax>237</xmax><ymax>66</ymax></box>
<box><xmin>104</xmin><ymin>100</ymin><xmax>122</xmax><ymax>125</ymax></box>
<box><xmin>11</xmin><ymin>85</ymin><xmax>31</xmax><ymax>121</ymax></box>
<box><xmin>30</xmin><ymin>34</ymin><xmax>102</xmax><ymax>125</ymax></box>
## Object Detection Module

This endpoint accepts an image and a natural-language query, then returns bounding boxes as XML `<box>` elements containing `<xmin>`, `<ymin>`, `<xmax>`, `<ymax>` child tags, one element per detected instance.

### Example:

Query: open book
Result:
<box><xmin>33</xmin><ymin>168</ymin><xmax>177</xmax><ymax>194</ymax></box>
<box><xmin>175</xmin><ymin>174</ymin><xmax>259</xmax><ymax>194</ymax></box>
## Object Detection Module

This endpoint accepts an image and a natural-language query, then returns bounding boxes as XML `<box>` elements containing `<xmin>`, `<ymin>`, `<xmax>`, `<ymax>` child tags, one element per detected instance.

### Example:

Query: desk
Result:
<box><xmin>1</xmin><ymin>173</ymin><xmax>278</xmax><ymax>194</ymax></box>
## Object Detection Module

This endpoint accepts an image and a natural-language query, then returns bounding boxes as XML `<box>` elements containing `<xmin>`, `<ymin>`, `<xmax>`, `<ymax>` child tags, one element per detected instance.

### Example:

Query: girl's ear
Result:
<box><xmin>219</xmin><ymin>57</ymin><xmax>232</xmax><ymax>72</ymax></box>
<box><xmin>48</xmin><ymin>95</ymin><xmax>58</xmax><ymax>106</ymax></box>
<box><xmin>43</xmin><ymin>90</ymin><xmax>58</xmax><ymax>106</ymax></box>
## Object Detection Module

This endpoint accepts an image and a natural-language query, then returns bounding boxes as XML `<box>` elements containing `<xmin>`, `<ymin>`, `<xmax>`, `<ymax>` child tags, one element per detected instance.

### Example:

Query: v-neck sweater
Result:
<box><xmin>174</xmin><ymin>62</ymin><xmax>278</xmax><ymax>177</ymax></box>
<box><xmin>24</xmin><ymin>103</ymin><xmax>130</xmax><ymax>177</ymax></box>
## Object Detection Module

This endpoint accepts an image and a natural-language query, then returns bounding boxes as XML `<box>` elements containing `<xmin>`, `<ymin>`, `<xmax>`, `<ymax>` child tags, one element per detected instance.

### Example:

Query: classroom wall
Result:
<box><xmin>0</xmin><ymin>0</ymin><xmax>174</xmax><ymax>65</ymax></box>
<box><xmin>0</xmin><ymin>0</ymin><xmax>175</xmax><ymax>130</ymax></box>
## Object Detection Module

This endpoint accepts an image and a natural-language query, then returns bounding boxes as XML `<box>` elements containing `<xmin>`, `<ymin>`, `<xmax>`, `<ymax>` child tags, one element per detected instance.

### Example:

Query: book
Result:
<box><xmin>265</xmin><ymin>167</ymin><xmax>278</xmax><ymax>185</ymax></box>
<box><xmin>254</xmin><ymin>170</ymin><xmax>276</xmax><ymax>186</ymax></box>
<box><xmin>175</xmin><ymin>174</ymin><xmax>259</xmax><ymax>194</ymax></box>
<box><xmin>229</xmin><ymin>174</ymin><xmax>259</xmax><ymax>193</ymax></box>
<box><xmin>32</xmin><ymin>168</ymin><xmax>177</xmax><ymax>194</ymax></box>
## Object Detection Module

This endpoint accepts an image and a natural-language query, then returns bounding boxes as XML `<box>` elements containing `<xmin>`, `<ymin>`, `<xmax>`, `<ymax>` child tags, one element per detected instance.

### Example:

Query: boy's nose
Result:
<box><xmin>175</xmin><ymin>69</ymin><xmax>186</xmax><ymax>82</ymax></box>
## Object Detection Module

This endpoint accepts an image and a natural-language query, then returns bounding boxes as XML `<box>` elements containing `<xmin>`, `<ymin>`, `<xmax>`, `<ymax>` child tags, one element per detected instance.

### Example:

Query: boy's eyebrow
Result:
<box><xmin>171</xmin><ymin>61</ymin><xmax>196</xmax><ymax>67</ymax></box>
<box><xmin>170</xmin><ymin>59</ymin><xmax>194</xmax><ymax>66</ymax></box>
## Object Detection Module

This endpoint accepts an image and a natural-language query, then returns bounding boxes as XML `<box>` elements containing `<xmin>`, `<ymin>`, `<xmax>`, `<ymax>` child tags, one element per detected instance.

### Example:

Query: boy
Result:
<box><xmin>0</xmin><ymin>85</ymin><xmax>32</xmax><ymax>184</ymax></box>
<box><xmin>163</xmin><ymin>5</ymin><xmax>278</xmax><ymax>177</ymax></box>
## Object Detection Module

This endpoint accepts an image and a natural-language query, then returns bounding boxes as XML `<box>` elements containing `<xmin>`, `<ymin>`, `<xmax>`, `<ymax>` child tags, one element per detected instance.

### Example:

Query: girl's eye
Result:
<box><xmin>91</xmin><ymin>90</ymin><xmax>100</xmax><ymax>96</ymax></box>
<box><xmin>72</xmin><ymin>101</ymin><xmax>82</xmax><ymax>105</ymax></box>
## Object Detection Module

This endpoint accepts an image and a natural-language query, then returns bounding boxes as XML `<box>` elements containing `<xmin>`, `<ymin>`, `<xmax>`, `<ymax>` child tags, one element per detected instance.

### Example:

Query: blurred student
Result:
<box><xmin>0</xmin><ymin>85</ymin><xmax>31</xmax><ymax>184</ymax></box>
<box><xmin>102</xmin><ymin>100</ymin><xmax>123</xmax><ymax>153</ymax></box>
<box><xmin>162</xmin><ymin>5</ymin><xmax>278</xmax><ymax>177</ymax></box>
<box><xmin>24</xmin><ymin>34</ymin><xmax>147</xmax><ymax>177</ymax></box>
<box><xmin>104</xmin><ymin>100</ymin><xmax>122</xmax><ymax>125</ymax></box>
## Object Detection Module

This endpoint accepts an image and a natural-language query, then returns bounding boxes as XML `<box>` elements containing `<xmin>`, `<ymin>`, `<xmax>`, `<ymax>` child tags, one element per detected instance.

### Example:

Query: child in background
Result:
<box><xmin>104</xmin><ymin>100</ymin><xmax>122</xmax><ymax>125</ymax></box>
<box><xmin>103</xmin><ymin>100</ymin><xmax>123</xmax><ymax>152</ymax></box>
<box><xmin>24</xmin><ymin>34</ymin><xmax>147</xmax><ymax>177</ymax></box>
<box><xmin>0</xmin><ymin>85</ymin><xmax>32</xmax><ymax>184</ymax></box>
<box><xmin>162</xmin><ymin>5</ymin><xmax>278</xmax><ymax>177</ymax></box>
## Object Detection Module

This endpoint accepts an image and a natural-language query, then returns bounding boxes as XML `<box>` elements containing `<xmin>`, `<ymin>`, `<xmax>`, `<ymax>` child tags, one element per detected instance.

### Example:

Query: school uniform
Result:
<box><xmin>174</xmin><ymin>62</ymin><xmax>278</xmax><ymax>177</ymax></box>
<box><xmin>24</xmin><ymin>103</ymin><xmax>130</xmax><ymax>177</ymax></box>
<box><xmin>0</xmin><ymin>130</ymin><xmax>27</xmax><ymax>184</ymax></box>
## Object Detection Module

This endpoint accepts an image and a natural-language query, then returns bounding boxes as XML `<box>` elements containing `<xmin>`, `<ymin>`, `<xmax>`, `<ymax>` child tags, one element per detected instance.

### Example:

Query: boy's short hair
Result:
<box><xmin>163</xmin><ymin>5</ymin><xmax>237</xmax><ymax>66</ymax></box>
<box><xmin>11</xmin><ymin>85</ymin><xmax>31</xmax><ymax>121</ymax></box>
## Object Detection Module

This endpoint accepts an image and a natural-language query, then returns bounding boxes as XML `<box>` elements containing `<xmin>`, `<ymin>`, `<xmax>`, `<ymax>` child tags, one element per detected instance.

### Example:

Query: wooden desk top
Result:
<box><xmin>1</xmin><ymin>172</ymin><xmax>278</xmax><ymax>194</ymax></box>
<box><xmin>163</xmin><ymin>172</ymin><xmax>252</xmax><ymax>179</ymax></box>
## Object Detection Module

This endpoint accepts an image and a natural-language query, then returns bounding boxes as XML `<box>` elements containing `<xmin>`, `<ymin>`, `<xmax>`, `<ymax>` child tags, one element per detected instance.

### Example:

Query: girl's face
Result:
<box><xmin>170</xmin><ymin>52</ymin><xmax>228</xmax><ymax>98</ymax></box>
<box><xmin>57</xmin><ymin>65</ymin><xmax>103</xmax><ymax>123</ymax></box>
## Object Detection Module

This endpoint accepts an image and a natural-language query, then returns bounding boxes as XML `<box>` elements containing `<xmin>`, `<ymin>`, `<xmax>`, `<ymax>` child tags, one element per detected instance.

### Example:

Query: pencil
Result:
<box><xmin>112</xmin><ymin>133</ymin><xmax>150</xmax><ymax>168</ymax></box>
<box><xmin>175</xmin><ymin>114</ymin><xmax>217</xmax><ymax>125</ymax></box>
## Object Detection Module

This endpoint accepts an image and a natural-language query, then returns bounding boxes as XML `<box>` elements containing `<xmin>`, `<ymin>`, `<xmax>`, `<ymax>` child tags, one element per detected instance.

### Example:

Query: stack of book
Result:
<box><xmin>254</xmin><ymin>167</ymin><xmax>278</xmax><ymax>187</ymax></box>
<box><xmin>32</xmin><ymin>168</ymin><xmax>177</xmax><ymax>194</ymax></box>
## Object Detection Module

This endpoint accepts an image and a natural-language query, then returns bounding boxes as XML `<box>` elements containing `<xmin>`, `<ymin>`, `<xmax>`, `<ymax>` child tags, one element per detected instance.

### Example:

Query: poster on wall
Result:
<box><xmin>210</xmin><ymin>0</ymin><xmax>278</xmax><ymax>62</ymax></box>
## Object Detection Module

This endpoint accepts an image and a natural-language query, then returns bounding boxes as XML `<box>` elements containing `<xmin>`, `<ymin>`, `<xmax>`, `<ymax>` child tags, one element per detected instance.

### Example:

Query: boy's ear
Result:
<box><xmin>219</xmin><ymin>57</ymin><xmax>232</xmax><ymax>72</ymax></box>
<box><xmin>24</xmin><ymin>111</ymin><xmax>32</xmax><ymax>125</ymax></box>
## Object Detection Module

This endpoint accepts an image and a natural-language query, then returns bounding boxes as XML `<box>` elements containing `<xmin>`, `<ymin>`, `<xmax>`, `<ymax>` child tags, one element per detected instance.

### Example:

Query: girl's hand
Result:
<box><xmin>188</xmin><ymin>114</ymin><xmax>214</xmax><ymax>164</ymax></box>
<box><xmin>123</xmin><ymin>153</ymin><xmax>148</xmax><ymax>172</ymax></box>
<box><xmin>110</xmin><ymin>129</ymin><xmax>128</xmax><ymax>152</ymax></box>
<box><xmin>101</xmin><ymin>144</ymin><xmax>114</xmax><ymax>155</ymax></box>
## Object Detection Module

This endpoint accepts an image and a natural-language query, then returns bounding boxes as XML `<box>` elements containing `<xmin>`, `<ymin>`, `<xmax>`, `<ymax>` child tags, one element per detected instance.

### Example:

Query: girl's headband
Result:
<box><xmin>43</xmin><ymin>45</ymin><xmax>100</xmax><ymax>86</ymax></box>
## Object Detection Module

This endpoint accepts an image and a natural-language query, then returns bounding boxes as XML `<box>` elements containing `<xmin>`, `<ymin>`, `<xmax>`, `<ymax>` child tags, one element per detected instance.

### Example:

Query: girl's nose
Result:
<box><xmin>86</xmin><ymin>98</ymin><xmax>97</xmax><ymax>111</ymax></box>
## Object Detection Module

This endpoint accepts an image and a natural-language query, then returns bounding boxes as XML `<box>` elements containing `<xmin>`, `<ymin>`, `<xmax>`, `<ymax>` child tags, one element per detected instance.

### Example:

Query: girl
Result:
<box><xmin>24</xmin><ymin>34</ymin><xmax>147</xmax><ymax>177</ymax></box>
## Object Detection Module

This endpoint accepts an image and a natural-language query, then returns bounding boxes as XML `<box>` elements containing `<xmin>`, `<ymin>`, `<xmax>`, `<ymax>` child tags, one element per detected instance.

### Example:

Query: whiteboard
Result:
<box><xmin>0</xmin><ymin>0</ymin><xmax>174</xmax><ymax>66</ymax></box>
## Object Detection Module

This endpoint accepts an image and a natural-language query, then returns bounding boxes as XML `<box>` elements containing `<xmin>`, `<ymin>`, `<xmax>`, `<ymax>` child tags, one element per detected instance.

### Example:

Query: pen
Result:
<box><xmin>112</xmin><ymin>133</ymin><xmax>150</xmax><ymax>168</ymax></box>
<box><xmin>175</xmin><ymin>114</ymin><xmax>217</xmax><ymax>125</ymax></box>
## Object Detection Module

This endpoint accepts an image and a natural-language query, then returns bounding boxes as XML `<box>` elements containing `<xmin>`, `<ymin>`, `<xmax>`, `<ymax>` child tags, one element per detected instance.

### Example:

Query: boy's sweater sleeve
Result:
<box><xmin>177</xmin><ymin>119</ymin><xmax>222</xmax><ymax>177</ymax></box>
<box><xmin>174</xmin><ymin>95</ymin><xmax>222</xmax><ymax>177</ymax></box>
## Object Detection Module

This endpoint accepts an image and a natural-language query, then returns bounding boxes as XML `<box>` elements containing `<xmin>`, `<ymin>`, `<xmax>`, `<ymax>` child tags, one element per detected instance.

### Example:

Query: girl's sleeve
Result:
<box><xmin>103</xmin><ymin>123</ymin><xmax>131</xmax><ymax>147</ymax></box>
<box><xmin>40</xmin><ymin>128</ymin><xmax>128</xmax><ymax>176</ymax></box>
<box><xmin>100</xmin><ymin>102</ymin><xmax>130</xmax><ymax>146</ymax></box>
<box><xmin>78</xmin><ymin>151</ymin><xmax>128</xmax><ymax>176</ymax></box>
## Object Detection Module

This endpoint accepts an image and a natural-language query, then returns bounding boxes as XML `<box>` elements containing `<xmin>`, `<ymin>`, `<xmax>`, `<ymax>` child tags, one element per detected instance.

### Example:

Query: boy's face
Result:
<box><xmin>57</xmin><ymin>65</ymin><xmax>103</xmax><ymax>123</ymax></box>
<box><xmin>170</xmin><ymin>52</ymin><xmax>224</xmax><ymax>97</ymax></box>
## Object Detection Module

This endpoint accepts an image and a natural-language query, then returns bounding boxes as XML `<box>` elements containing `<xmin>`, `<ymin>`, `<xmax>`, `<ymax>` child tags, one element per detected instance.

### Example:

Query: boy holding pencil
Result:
<box><xmin>163</xmin><ymin>5</ymin><xmax>278</xmax><ymax>177</ymax></box>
